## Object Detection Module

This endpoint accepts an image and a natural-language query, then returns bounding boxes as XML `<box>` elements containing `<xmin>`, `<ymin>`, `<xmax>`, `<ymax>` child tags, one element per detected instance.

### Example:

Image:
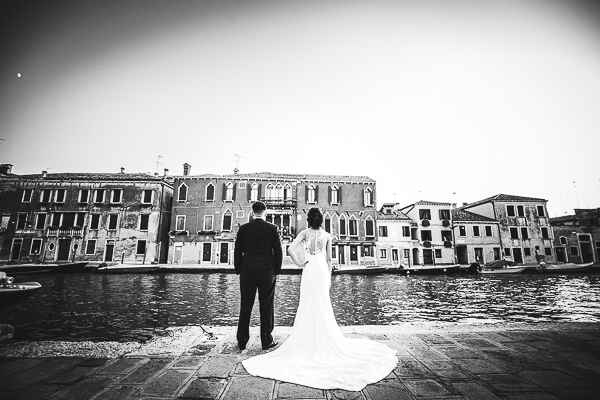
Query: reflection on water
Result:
<box><xmin>1</xmin><ymin>272</ymin><xmax>600</xmax><ymax>341</ymax></box>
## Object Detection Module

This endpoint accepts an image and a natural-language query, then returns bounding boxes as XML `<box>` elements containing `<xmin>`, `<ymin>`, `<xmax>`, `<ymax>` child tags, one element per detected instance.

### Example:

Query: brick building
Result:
<box><xmin>168</xmin><ymin>165</ymin><xmax>378</xmax><ymax>267</ymax></box>
<box><xmin>550</xmin><ymin>209</ymin><xmax>600</xmax><ymax>264</ymax></box>
<box><xmin>0</xmin><ymin>164</ymin><xmax>173</xmax><ymax>264</ymax></box>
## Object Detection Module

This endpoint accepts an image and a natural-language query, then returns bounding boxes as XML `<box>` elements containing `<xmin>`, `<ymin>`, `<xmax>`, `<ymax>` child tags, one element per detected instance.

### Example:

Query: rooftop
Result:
<box><xmin>175</xmin><ymin>171</ymin><xmax>375</xmax><ymax>183</ymax></box>
<box><xmin>452</xmin><ymin>209</ymin><xmax>498</xmax><ymax>222</ymax></box>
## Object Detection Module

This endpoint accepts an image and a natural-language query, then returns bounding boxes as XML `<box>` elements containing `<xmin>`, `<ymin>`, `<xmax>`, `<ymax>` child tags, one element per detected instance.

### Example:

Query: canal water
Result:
<box><xmin>2</xmin><ymin>272</ymin><xmax>600</xmax><ymax>342</ymax></box>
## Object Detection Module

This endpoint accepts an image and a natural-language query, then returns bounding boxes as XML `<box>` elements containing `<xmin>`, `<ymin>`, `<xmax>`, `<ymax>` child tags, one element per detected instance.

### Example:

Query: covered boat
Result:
<box><xmin>96</xmin><ymin>264</ymin><xmax>161</xmax><ymax>274</ymax></box>
<box><xmin>537</xmin><ymin>262</ymin><xmax>593</xmax><ymax>273</ymax></box>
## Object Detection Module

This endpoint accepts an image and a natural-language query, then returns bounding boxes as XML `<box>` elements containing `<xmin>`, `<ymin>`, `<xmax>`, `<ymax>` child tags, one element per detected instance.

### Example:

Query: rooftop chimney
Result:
<box><xmin>42</xmin><ymin>170</ymin><xmax>47</xmax><ymax>178</ymax></box>
<box><xmin>183</xmin><ymin>163</ymin><xmax>191</xmax><ymax>176</ymax></box>
<box><xmin>0</xmin><ymin>164</ymin><xmax>12</xmax><ymax>175</ymax></box>
<box><xmin>164</xmin><ymin>168</ymin><xmax>169</xmax><ymax>176</ymax></box>
<box><xmin>120</xmin><ymin>167</ymin><xmax>125</xmax><ymax>173</ymax></box>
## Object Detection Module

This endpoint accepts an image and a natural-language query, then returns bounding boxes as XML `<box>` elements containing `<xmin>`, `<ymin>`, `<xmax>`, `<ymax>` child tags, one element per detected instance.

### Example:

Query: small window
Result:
<box><xmin>507</xmin><ymin>205</ymin><xmax>515</xmax><ymax>217</ymax></box>
<box><xmin>90</xmin><ymin>214</ymin><xmax>100</xmax><ymax>230</ymax></box>
<box><xmin>16</xmin><ymin>214</ymin><xmax>27</xmax><ymax>230</ymax></box>
<box><xmin>537</xmin><ymin>205</ymin><xmax>545</xmax><ymax>217</ymax></box>
<box><xmin>110</xmin><ymin>189</ymin><xmax>123</xmax><ymax>204</ymax></box>
<box><xmin>365</xmin><ymin>219</ymin><xmax>374</xmax><ymax>237</ymax></box>
<box><xmin>435</xmin><ymin>249</ymin><xmax>442</xmax><ymax>258</ymax></box>
<box><xmin>222</xmin><ymin>212</ymin><xmax>232</xmax><ymax>231</ymax></box>
<box><xmin>420</xmin><ymin>230</ymin><xmax>432</xmax><ymax>241</ymax></box>
<box><xmin>139</xmin><ymin>214</ymin><xmax>150</xmax><ymax>231</ymax></box>
<box><xmin>176</xmin><ymin>215</ymin><xmax>186</xmax><ymax>231</ymax></box>
<box><xmin>75</xmin><ymin>213</ymin><xmax>85</xmax><ymax>227</ymax></box>
<box><xmin>380</xmin><ymin>249</ymin><xmax>387</xmax><ymax>258</ymax></box>
<box><xmin>178</xmin><ymin>183</ymin><xmax>188</xmax><ymax>202</ymax></box>
<box><xmin>541</xmin><ymin>227</ymin><xmax>549</xmax><ymax>239</ymax></box>
<box><xmin>579</xmin><ymin>234</ymin><xmax>591</xmax><ymax>242</ymax></box>
<box><xmin>402</xmin><ymin>226</ymin><xmax>410</xmax><ymax>237</ymax></box>
<box><xmin>55</xmin><ymin>189</ymin><xmax>66</xmax><ymax>203</ymax></box>
<box><xmin>544</xmin><ymin>247</ymin><xmax>552</xmax><ymax>256</ymax></box>
<box><xmin>403</xmin><ymin>249</ymin><xmax>410</xmax><ymax>258</ymax></box>
<box><xmin>204</xmin><ymin>215</ymin><xmax>214</xmax><ymax>231</ymax></box>
<box><xmin>472</xmin><ymin>226</ymin><xmax>481</xmax><ymax>237</ymax></box>
<box><xmin>524</xmin><ymin>248</ymin><xmax>531</xmax><ymax>256</ymax></box>
<box><xmin>94</xmin><ymin>189</ymin><xmax>106</xmax><ymax>203</ymax></box>
<box><xmin>493</xmin><ymin>247</ymin><xmax>501</xmax><ymax>260</ymax></box>
<box><xmin>570</xmin><ymin>246</ymin><xmax>579</xmax><ymax>256</ymax></box>
<box><xmin>517</xmin><ymin>205</ymin><xmax>525</xmax><ymax>217</ymax></box>
<box><xmin>236</xmin><ymin>210</ymin><xmax>244</xmax><ymax>219</ymax></box>
<box><xmin>250</xmin><ymin>184</ymin><xmax>259</xmax><ymax>202</ymax></box>
<box><xmin>136</xmin><ymin>240</ymin><xmax>147</xmax><ymax>255</ymax></box>
<box><xmin>325</xmin><ymin>218</ymin><xmax>331</xmax><ymax>233</ymax></box>
<box><xmin>379</xmin><ymin>226</ymin><xmax>388</xmax><ymax>237</ymax></box>
<box><xmin>559</xmin><ymin>236</ymin><xmax>567</xmax><ymax>245</ymax></box>
<box><xmin>41</xmin><ymin>189</ymin><xmax>52</xmax><ymax>203</ymax></box>
<box><xmin>521</xmin><ymin>227</ymin><xmax>529</xmax><ymax>240</ymax></box>
<box><xmin>485</xmin><ymin>226</ymin><xmax>493</xmax><ymax>237</ymax></box>
<box><xmin>362</xmin><ymin>246</ymin><xmax>374</xmax><ymax>257</ymax></box>
<box><xmin>510</xmin><ymin>227</ymin><xmax>519</xmax><ymax>239</ymax></box>
<box><xmin>339</xmin><ymin>218</ymin><xmax>346</xmax><ymax>236</ymax></box>
<box><xmin>85</xmin><ymin>240</ymin><xmax>96</xmax><ymax>255</ymax></box>
<box><xmin>35</xmin><ymin>213</ymin><xmax>46</xmax><ymax>230</ymax></box>
<box><xmin>22</xmin><ymin>189</ymin><xmax>33</xmax><ymax>203</ymax></box>
<box><xmin>441</xmin><ymin>230</ymin><xmax>452</xmax><ymax>241</ymax></box>
<box><xmin>307</xmin><ymin>185</ymin><xmax>317</xmax><ymax>204</ymax></box>
<box><xmin>459</xmin><ymin>225</ymin><xmax>467</xmax><ymax>237</ymax></box>
<box><xmin>142</xmin><ymin>190</ymin><xmax>153</xmax><ymax>204</ymax></box>
<box><xmin>504</xmin><ymin>248</ymin><xmax>511</xmax><ymax>256</ymax></box>
<box><xmin>30</xmin><ymin>239</ymin><xmax>43</xmax><ymax>255</ymax></box>
<box><xmin>439</xmin><ymin>209</ymin><xmax>450</xmax><ymax>220</ymax></box>
<box><xmin>348</xmin><ymin>219</ymin><xmax>357</xmax><ymax>236</ymax></box>
<box><xmin>79</xmin><ymin>189</ymin><xmax>90</xmax><ymax>203</ymax></box>
<box><xmin>108</xmin><ymin>214</ymin><xmax>118</xmax><ymax>230</ymax></box>
<box><xmin>363</xmin><ymin>187</ymin><xmax>373</xmax><ymax>207</ymax></box>
<box><xmin>224</xmin><ymin>182</ymin><xmax>234</xmax><ymax>202</ymax></box>
<box><xmin>330</xmin><ymin>185</ymin><xmax>340</xmax><ymax>205</ymax></box>
<box><xmin>239</xmin><ymin>181</ymin><xmax>246</xmax><ymax>189</ymax></box>
<box><xmin>205</xmin><ymin>183</ymin><xmax>215</xmax><ymax>201</ymax></box>
<box><xmin>419</xmin><ymin>209</ymin><xmax>431</xmax><ymax>220</ymax></box>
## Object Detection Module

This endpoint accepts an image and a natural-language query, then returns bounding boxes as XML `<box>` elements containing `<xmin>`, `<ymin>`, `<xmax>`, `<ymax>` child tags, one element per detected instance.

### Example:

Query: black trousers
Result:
<box><xmin>237</xmin><ymin>267</ymin><xmax>276</xmax><ymax>348</ymax></box>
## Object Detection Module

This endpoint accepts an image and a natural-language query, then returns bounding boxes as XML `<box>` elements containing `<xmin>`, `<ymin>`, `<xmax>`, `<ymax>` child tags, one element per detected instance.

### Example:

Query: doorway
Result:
<box><xmin>423</xmin><ymin>249</ymin><xmax>434</xmax><ymax>265</ymax></box>
<box><xmin>201</xmin><ymin>243</ymin><xmax>212</xmax><ymax>263</ymax></box>
<box><xmin>556</xmin><ymin>247</ymin><xmax>566</xmax><ymax>262</ymax></box>
<box><xmin>474</xmin><ymin>247</ymin><xmax>484</xmax><ymax>264</ymax></box>
<box><xmin>105</xmin><ymin>240</ymin><xmax>115</xmax><ymax>262</ymax></box>
<box><xmin>412</xmin><ymin>248</ymin><xmax>420</xmax><ymax>265</ymax></box>
<box><xmin>513</xmin><ymin>248</ymin><xmax>523</xmax><ymax>264</ymax></box>
<box><xmin>57</xmin><ymin>238</ymin><xmax>71</xmax><ymax>261</ymax></box>
<box><xmin>580</xmin><ymin>242</ymin><xmax>594</xmax><ymax>263</ymax></box>
<box><xmin>338</xmin><ymin>245</ymin><xmax>345</xmax><ymax>265</ymax></box>
<box><xmin>219</xmin><ymin>242</ymin><xmax>229</xmax><ymax>264</ymax></box>
<box><xmin>173</xmin><ymin>244</ymin><xmax>182</xmax><ymax>264</ymax></box>
<box><xmin>10</xmin><ymin>239</ymin><xmax>23</xmax><ymax>261</ymax></box>
<box><xmin>456</xmin><ymin>246</ymin><xmax>468</xmax><ymax>264</ymax></box>
<box><xmin>392</xmin><ymin>249</ymin><xmax>399</xmax><ymax>265</ymax></box>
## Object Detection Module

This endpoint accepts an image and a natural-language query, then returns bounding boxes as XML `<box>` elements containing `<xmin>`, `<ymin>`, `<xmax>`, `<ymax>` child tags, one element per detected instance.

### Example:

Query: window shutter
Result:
<box><xmin>363</xmin><ymin>189</ymin><xmax>366</xmax><ymax>207</ymax></box>
<box><xmin>305</xmin><ymin>185</ymin><xmax>308</xmax><ymax>202</ymax></box>
<box><xmin>328</xmin><ymin>186</ymin><xmax>331</xmax><ymax>205</ymax></box>
<box><xmin>258</xmin><ymin>184</ymin><xmax>262</xmax><ymax>199</ymax></box>
<box><xmin>222</xmin><ymin>183</ymin><xmax>226</xmax><ymax>200</ymax></box>
<box><xmin>232</xmin><ymin>184</ymin><xmax>237</xmax><ymax>201</ymax></box>
<box><xmin>338</xmin><ymin>186</ymin><xmax>342</xmax><ymax>204</ymax></box>
<box><xmin>247</xmin><ymin>184</ymin><xmax>251</xmax><ymax>201</ymax></box>
<box><xmin>315</xmin><ymin>186</ymin><xmax>318</xmax><ymax>203</ymax></box>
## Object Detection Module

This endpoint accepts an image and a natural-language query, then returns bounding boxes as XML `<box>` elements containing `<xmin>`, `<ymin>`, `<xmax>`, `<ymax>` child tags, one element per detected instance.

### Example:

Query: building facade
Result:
<box><xmin>376</xmin><ymin>203</ymin><xmax>414</xmax><ymax>267</ymax></box>
<box><xmin>397</xmin><ymin>200</ymin><xmax>456</xmax><ymax>265</ymax></box>
<box><xmin>550</xmin><ymin>209</ymin><xmax>600</xmax><ymax>264</ymax></box>
<box><xmin>459</xmin><ymin>194</ymin><xmax>555</xmax><ymax>264</ymax></box>
<box><xmin>0</xmin><ymin>164</ymin><xmax>173</xmax><ymax>264</ymax></box>
<box><xmin>168</xmin><ymin>166</ymin><xmax>379</xmax><ymax>267</ymax></box>
<box><xmin>452</xmin><ymin>209</ymin><xmax>502</xmax><ymax>265</ymax></box>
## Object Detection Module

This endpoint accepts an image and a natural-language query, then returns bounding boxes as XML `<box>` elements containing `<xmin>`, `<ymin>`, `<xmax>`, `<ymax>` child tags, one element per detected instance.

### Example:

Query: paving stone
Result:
<box><xmin>48</xmin><ymin>376</ymin><xmax>113</xmax><ymax>400</ymax></box>
<box><xmin>223</xmin><ymin>375</ymin><xmax>274</xmax><ymax>400</ymax></box>
<box><xmin>554</xmin><ymin>388</ymin><xmax>600</xmax><ymax>400</ymax></box>
<box><xmin>363</xmin><ymin>379</ymin><xmax>414</xmax><ymax>400</ymax></box>
<box><xmin>454</xmin><ymin>338</ymin><xmax>499</xmax><ymax>349</ymax></box>
<box><xmin>277</xmin><ymin>382</ymin><xmax>325</xmax><ymax>398</ymax></box>
<box><xmin>477</xmin><ymin>373</ymin><xmax>541</xmax><ymax>392</ymax></box>
<box><xmin>479</xmin><ymin>350</ymin><xmax>541</xmax><ymax>370</ymax></box>
<box><xmin>432</xmin><ymin>346</ymin><xmax>482</xmax><ymax>359</ymax></box>
<box><xmin>503</xmin><ymin>394</ymin><xmax>561</xmax><ymax>400</ymax></box>
<box><xmin>219</xmin><ymin>341</ymin><xmax>244</xmax><ymax>355</ymax></box>
<box><xmin>185</xmin><ymin>343</ymin><xmax>216</xmax><ymax>356</ymax></box>
<box><xmin>451</xmin><ymin>381</ymin><xmax>502</xmax><ymax>400</ymax></box>
<box><xmin>364</xmin><ymin>333</ymin><xmax>388</xmax><ymax>340</ymax></box>
<box><xmin>552</xmin><ymin>362</ymin><xmax>600</xmax><ymax>384</ymax></box>
<box><xmin>475</xmin><ymin>332</ymin><xmax>515</xmax><ymax>343</ymax></box>
<box><xmin>414</xmin><ymin>334</ymin><xmax>455</xmax><ymax>345</ymax></box>
<box><xmin>499</xmin><ymin>332</ymin><xmax>539</xmax><ymax>342</ymax></box>
<box><xmin>179</xmin><ymin>377</ymin><xmax>227</xmax><ymax>399</ymax></box>
<box><xmin>327</xmin><ymin>389</ymin><xmax>365</xmax><ymax>400</ymax></box>
<box><xmin>79</xmin><ymin>358</ymin><xmax>110</xmax><ymax>367</ymax></box>
<box><xmin>95</xmin><ymin>357</ymin><xmax>145</xmax><ymax>375</ymax></box>
<box><xmin>91</xmin><ymin>385</ymin><xmax>137</xmax><ymax>400</ymax></box>
<box><xmin>142</xmin><ymin>369</ymin><xmax>192</xmax><ymax>397</ymax></box>
<box><xmin>234</xmin><ymin>361</ymin><xmax>249</xmax><ymax>375</ymax></box>
<box><xmin>0</xmin><ymin>358</ymin><xmax>45</xmax><ymax>379</ymax></box>
<box><xmin>524</xmin><ymin>341</ymin><xmax>563</xmax><ymax>352</ymax></box>
<box><xmin>516</xmin><ymin>370</ymin><xmax>588</xmax><ymax>389</ymax></box>
<box><xmin>0</xmin><ymin>358</ymin><xmax>82</xmax><ymax>390</ymax></box>
<box><xmin>7</xmin><ymin>383</ymin><xmax>64</xmax><ymax>400</ymax></box>
<box><xmin>196</xmin><ymin>356</ymin><xmax>239</xmax><ymax>378</ymax></box>
<box><xmin>119</xmin><ymin>357</ymin><xmax>171</xmax><ymax>384</ymax></box>
<box><xmin>453</xmin><ymin>358</ymin><xmax>508</xmax><ymax>374</ymax></box>
<box><xmin>423</xmin><ymin>361</ymin><xmax>471</xmax><ymax>380</ymax></box>
<box><xmin>393</xmin><ymin>357</ymin><xmax>435</xmax><ymax>378</ymax></box>
<box><xmin>47</xmin><ymin>366</ymin><xmax>97</xmax><ymax>384</ymax></box>
<box><xmin>173</xmin><ymin>356</ymin><xmax>205</xmax><ymax>369</ymax></box>
<box><xmin>403</xmin><ymin>378</ymin><xmax>455</xmax><ymax>397</ymax></box>
<box><xmin>403</xmin><ymin>344</ymin><xmax>446</xmax><ymax>360</ymax></box>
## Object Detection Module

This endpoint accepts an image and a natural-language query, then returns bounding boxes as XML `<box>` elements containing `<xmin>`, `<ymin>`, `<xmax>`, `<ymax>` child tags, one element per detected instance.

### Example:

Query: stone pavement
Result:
<box><xmin>1</xmin><ymin>323</ymin><xmax>600</xmax><ymax>400</ymax></box>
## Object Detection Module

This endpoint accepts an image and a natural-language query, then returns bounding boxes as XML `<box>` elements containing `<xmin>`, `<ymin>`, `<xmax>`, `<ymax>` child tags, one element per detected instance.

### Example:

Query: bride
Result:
<box><xmin>242</xmin><ymin>207</ymin><xmax>398</xmax><ymax>391</ymax></box>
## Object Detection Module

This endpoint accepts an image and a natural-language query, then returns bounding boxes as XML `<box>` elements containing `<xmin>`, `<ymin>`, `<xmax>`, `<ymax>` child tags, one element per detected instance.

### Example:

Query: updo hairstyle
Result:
<box><xmin>307</xmin><ymin>207</ymin><xmax>323</xmax><ymax>229</ymax></box>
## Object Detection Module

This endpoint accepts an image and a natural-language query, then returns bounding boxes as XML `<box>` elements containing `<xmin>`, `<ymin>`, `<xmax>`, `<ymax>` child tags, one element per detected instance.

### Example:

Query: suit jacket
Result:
<box><xmin>234</xmin><ymin>219</ymin><xmax>283</xmax><ymax>275</ymax></box>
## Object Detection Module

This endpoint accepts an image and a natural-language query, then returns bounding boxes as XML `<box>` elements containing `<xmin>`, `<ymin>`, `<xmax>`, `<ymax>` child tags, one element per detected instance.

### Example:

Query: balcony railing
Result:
<box><xmin>47</xmin><ymin>227</ymin><xmax>83</xmax><ymax>237</ymax></box>
<box><xmin>260</xmin><ymin>197</ymin><xmax>297</xmax><ymax>208</ymax></box>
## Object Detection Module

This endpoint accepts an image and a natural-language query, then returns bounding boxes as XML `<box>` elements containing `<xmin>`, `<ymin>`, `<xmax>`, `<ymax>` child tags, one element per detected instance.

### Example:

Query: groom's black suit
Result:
<box><xmin>234</xmin><ymin>218</ymin><xmax>283</xmax><ymax>349</ymax></box>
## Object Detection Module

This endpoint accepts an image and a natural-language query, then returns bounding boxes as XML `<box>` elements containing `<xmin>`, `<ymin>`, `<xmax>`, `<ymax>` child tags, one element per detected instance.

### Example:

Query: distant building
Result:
<box><xmin>376</xmin><ymin>203</ymin><xmax>413</xmax><ymax>267</ymax></box>
<box><xmin>550</xmin><ymin>209</ymin><xmax>600</xmax><ymax>264</ymax></box>
<box><xmin>168</xmin><ymin>165</ymin><xmax>378</xmax><ymax>267</ymax></box>
<box><xmin>0</xmin><ymin>164</ymin><xmax>173</xmax><ymax>264</ymax></box>
<box><xmin>452</xmin><ymin>208</ymin><xmax>501</xmax><ymax>265</ymax></box>
<box><xmin>459</xmin><ymin>194</ymin><xmax>555</xmax><ymax>264</ymax></box>
<box><xmin>397</xmin><ymin>200</ymin><xmax>455</xmax><ymax>265</ymax></box>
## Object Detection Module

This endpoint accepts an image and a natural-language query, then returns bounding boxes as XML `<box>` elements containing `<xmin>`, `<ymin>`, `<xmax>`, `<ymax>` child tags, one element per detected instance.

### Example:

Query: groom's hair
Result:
<box><xmin>252</xmin><ymin>201</ymin><xmax>267</xmax><ymax>214</ymax></box>
<box><xmin>307</xmin><ymin>207</ymin><xmax>323</xmax><ymax>229</ymax></box>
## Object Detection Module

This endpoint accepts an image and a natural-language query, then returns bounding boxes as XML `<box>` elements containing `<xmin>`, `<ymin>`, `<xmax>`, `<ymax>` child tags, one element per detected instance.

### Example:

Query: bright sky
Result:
<box><xmin>1</xmin><ymin>0</ymin><xmax>599</xmax><ymax>216</ymax></box>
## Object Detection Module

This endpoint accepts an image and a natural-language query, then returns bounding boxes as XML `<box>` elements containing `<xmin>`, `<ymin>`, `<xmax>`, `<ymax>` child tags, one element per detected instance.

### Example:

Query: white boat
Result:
<box><xmin>537</xmin><ymin>262</ymin><xmax>593</xmax><ymax>273</ymax></box>
<box><xmin>479</xmin><ymin>266</ymin><xmax>528</xmax><ymax>274</ymax></box>
<box><xmin>96</xmin><ymin>264</ymin><xmax>161</xmax><ymax>274</ymax></box>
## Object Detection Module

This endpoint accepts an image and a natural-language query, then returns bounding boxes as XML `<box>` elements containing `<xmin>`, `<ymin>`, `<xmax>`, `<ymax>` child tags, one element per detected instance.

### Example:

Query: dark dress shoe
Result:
<box><xmin>262</xmin><ymin>340</ymin><xmax>278</xmax><ymax>350</ymax></box>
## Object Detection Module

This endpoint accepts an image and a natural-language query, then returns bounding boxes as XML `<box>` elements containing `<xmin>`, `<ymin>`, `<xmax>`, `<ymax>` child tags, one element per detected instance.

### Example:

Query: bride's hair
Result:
<box><xmin>307</xmin><ymin>207</ymin><xmax>323</xmax><ymax>229</ymax></box>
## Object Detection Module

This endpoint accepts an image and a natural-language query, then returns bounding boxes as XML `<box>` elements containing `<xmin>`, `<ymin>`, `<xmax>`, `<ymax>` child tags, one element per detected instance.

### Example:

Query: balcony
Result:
<box><xmin>47</xmin><ymin>227</ymin><xmax>83</xmax><ymax>237</ymax></box>
<box><xmin>260</xmin><ymin>197</ymin><xmax>297</xmax><ymax>209</ymax></box>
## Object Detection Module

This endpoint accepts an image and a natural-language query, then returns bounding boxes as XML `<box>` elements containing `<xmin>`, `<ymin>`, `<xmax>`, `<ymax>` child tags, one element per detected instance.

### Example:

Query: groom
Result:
<box><xmin>234</xmin><ymin>200</ymin><xmax>283</xmax><ymax>351</ymax></box>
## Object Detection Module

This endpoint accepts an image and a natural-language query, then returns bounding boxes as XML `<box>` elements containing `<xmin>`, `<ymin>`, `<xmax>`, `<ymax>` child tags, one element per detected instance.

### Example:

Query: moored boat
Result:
<box><xmin>537</xmin><ymin>262</ymin><xmax>593</xmax><ymax>273</ymax></box>
<box><xmin>0</xmin><ymin>273</ymin><xmax>42</xmax><ymax>310</ymax></box>
<box><xmin>0</xmin><ymin>263</ymin><xmax>57</xmax><ymax>275</ymax></box>
<box><xmin>479</xmin><ymin>266</ymin><xmax>528</xmax><ymax>274</ymax></box>
<box><xmin>400</xmin><ymin>264</ymin><xmax>461</xmax><ymax>275</ymax></box>
<box><xmin>54</xmin><ymin>262</ymin><xmax>89</xmax><ymax>273</ymax></box>
<box><xmin>332</xmin><ymin>265</ymin><xmax>387</xmax><ymax>275</ymax></box>
<box><xmin>96</xmin><ymin>264</ymin><xmax>161</xmax><ymax>274</ymax></box>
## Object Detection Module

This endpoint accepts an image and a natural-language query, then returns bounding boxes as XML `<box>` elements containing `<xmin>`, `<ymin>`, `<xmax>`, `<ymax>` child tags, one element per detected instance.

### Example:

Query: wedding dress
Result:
<box><xmin>242</xmin><ymin>228</ymin><xmax>398</xmax><ymax>391</ymax></box>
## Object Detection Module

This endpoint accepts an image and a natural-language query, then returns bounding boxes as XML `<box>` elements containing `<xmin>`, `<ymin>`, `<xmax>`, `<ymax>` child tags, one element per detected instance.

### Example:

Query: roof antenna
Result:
<box><xmin>154</xmin><ymin>155</ymin><xmax>163</xmax><ymax>175</ymax></box>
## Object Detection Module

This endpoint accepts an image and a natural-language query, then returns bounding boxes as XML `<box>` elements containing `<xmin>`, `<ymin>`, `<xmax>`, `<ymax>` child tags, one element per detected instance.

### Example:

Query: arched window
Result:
<box><xmin>559</xmin><ymin>236</ymin><xmax>567</xmax><ymax>245</ymax></box>
<box><xmin>274</xmin><ymin>184</ymin><xmax>283</xmax><ymax>200</ymax></box>
<box><xmin>330</xmin><ymin>185</ymin><xmax>340</xmax><ymax>205</ymax></box>
<box><xmin>222</xmin><ymin>210</ymin><xmax>232</xmax><ymax>231</ymax></box>
<box><xmin>363</xmin><ymin>187</ymin><xmax>373</xmax><ymax>207</ymax></box>
<box><xmin>339</xmin><ymin>216</ymin><xmax>347</xmax><ymax>236</ymax></box>
<box><xmin>307</xmin><ymin>184</ymin><xmax>316</xmax><ymax>204</ymax></box>
<box><xmin>250</xmin><ymin>183</ymin><xmax>259</xmax><ymax>202</ymax></box>
<box><xmin>225</xmin><ymin>182</ymin><xmax>234</xmax><ymax>201</ymax></box>
<box><xmin>178</xmin><ymin>183</ymin><xmax>188</xmax><ymax>202</ymax></box>
<box><xmin>283</xmin><ymin>184</ymin><xmax>292</xmax><ymax>200</ymax></box>
<box><xmin>365</xmin><ymin>216</ymin><xmax>375</xmax><ymax>237</ymax></box>
<box><xmin>205</xmin><ymin>183</ymin><xmax>215</xmax><ymax>201</ymax></box>
<box><xmin>265</xmin><ymin>183</ymin><xmax>274</xmax><ymax>200</ymax></box>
